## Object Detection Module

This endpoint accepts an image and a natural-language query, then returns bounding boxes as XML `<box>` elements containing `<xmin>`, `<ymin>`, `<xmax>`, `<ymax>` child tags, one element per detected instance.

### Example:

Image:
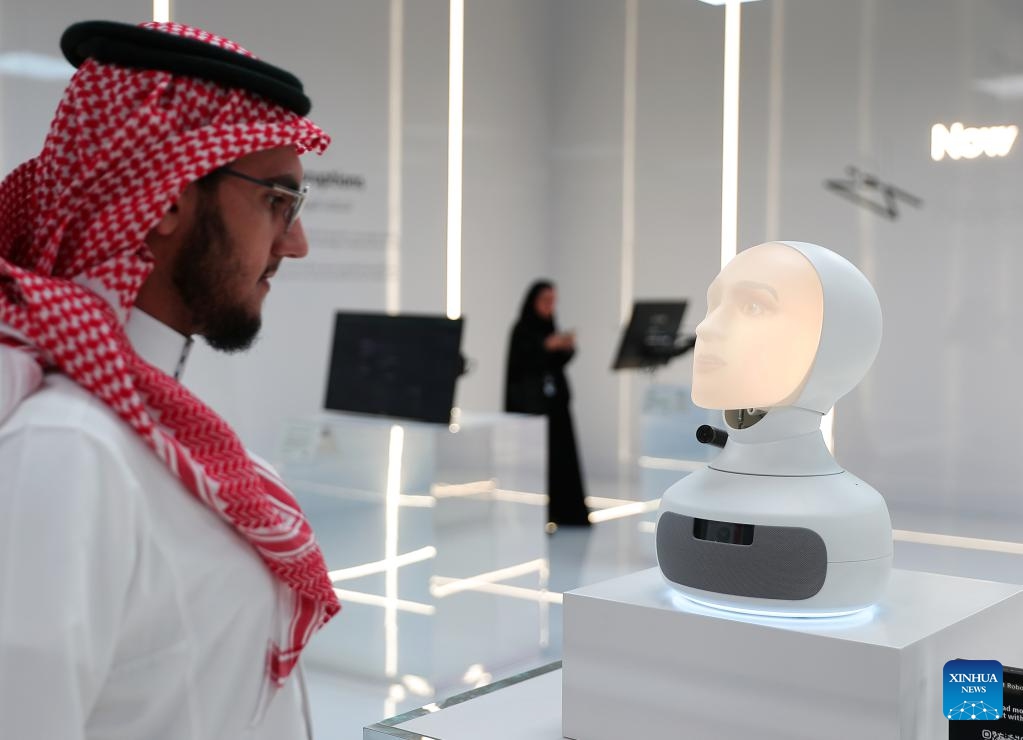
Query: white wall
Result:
<box><xmin>547</xmin><ymin>0</ymin><xmax>627</xmax><ymax>479</ymax></box>
<box><xmin>627</xmin><ymin>0</ymin><xmax>727</xmax><ymax>466</ymax></box>
<box><xmin>399</xmin><ymin>0</ymin><xmax>450</xmax><ymax>316</ymax></box>
<box><xmin>0</xmin><ymin>2</ymin><xmax>141</xmax><ymax>174</ymax></box>
<box><xmin>736</xmin><ymin>0</ymin><xmax>1023</xmax><ymax>523</ymax></box>
<box><xmin>458</xmin><ymin>0</ymin><xmax>554</xmax><ymax>415</ymax></box>
<box><xmin>540</xmin><ymin>1</ymin><xmax>728</xmax><ymax>481</ymax></box>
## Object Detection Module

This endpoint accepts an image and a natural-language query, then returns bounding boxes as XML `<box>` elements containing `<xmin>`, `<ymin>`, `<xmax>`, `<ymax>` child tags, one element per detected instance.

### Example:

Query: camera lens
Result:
<box><xmin>715</xmin><ymin>525</ymin><xmax>732</xmax><ymax>543</ymax></box>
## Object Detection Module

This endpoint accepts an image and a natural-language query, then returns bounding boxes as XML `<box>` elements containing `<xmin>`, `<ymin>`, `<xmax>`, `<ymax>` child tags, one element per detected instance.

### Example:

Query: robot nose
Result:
<box><xmin>695</xmin><ymin>310</ymin><xmax>725</xmax><ymax>341</ymax></box>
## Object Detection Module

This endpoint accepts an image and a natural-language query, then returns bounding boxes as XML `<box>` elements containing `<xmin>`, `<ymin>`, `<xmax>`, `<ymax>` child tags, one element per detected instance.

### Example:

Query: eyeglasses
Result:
<box><xmin>220</xmin><ymin>168</ymin><xmax>309</xmax><ymax>232</ymax></box>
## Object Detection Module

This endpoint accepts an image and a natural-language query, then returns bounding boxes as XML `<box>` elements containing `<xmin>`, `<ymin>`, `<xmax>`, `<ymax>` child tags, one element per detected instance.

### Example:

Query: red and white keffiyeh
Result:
<box><xmin>0</xmin><ymin>22</ymin><xmax>339</xmax><ymax>686</ymax></box>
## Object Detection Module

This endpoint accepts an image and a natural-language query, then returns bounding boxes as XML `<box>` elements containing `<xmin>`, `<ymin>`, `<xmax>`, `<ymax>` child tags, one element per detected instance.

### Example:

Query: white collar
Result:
<box><xmin>126</xmin><ymin>308</ymin><xmax>194</xmax><ymax>381</ymax></box>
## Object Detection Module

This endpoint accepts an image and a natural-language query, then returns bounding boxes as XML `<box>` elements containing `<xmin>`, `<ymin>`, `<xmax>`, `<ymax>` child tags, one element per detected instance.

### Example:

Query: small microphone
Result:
<box><xmin>695</xmin><ymin>424</ymin><xmax>728</xmax><ymax>448</ymax></box>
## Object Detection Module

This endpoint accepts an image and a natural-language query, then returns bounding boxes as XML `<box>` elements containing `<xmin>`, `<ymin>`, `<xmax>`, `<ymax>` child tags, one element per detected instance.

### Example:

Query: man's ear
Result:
<box><xmin>148</xmin><ymin>183</ymin><xmax>199</xmax><ymax>241</ymax></box>
<box><xmin>150</xmin><ymin>202</ymin><xmax>181</xmax><ymax>237</ymax></box>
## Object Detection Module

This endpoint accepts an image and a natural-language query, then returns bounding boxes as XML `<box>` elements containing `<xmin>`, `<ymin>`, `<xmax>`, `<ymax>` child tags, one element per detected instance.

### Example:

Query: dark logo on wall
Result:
<box><xmin>824</xmin><ymin>166</ymin><xmax>922</xmax><ymax>221</ymax></box>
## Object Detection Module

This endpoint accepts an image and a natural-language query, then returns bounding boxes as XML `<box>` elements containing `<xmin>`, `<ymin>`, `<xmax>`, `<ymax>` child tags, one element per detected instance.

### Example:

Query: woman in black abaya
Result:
<box><xmin>504</xmin><ymin>281</ymin><xmax>590</xmax><ymax>529</ymax></box>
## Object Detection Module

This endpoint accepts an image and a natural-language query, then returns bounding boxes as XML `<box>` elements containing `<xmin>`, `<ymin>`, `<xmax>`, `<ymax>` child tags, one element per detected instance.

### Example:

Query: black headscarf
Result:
<box><xmin>517</xmin><ymin>280</ymin><xmax>556</xmax><ymax>335</ymax></box>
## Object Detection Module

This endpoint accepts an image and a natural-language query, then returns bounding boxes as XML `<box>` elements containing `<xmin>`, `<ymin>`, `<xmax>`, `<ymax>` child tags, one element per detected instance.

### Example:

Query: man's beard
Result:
<box><xmin>172</xmin><ymin>198</ymin><xmax>262</xmax><ymax>353</ymax></box>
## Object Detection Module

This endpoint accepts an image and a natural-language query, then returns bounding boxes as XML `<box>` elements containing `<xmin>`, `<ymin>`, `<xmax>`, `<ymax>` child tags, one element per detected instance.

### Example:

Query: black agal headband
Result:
<box><xmin>60</xmin><ymin>21</ymin><xmax>312</xmax><ymax>116</ymax></box>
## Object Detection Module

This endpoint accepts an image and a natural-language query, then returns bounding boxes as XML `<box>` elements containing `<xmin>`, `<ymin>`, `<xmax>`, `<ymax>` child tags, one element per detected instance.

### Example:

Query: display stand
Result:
<box><xmin>563</xmin><ymin>567</ymin><xmax>1023</xmax><ymax>740</ymax></box>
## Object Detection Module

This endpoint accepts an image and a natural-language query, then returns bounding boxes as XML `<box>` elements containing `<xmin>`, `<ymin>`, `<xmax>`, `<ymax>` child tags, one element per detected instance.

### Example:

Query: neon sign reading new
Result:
<box><xmin>931</xmin><ymin>122</ymin><xmax>1018</xmax><ymax>161</ymax></box>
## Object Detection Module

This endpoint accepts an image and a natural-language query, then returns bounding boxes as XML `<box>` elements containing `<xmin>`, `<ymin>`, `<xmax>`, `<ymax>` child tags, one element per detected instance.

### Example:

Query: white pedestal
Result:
<box><xmin>563</xmin><ymin>568</ymin><xmax>1023</xmax><ymax>740</ymax></box>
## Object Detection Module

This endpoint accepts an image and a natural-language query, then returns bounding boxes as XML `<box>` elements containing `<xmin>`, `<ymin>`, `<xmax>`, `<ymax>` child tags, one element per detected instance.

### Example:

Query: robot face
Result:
<box><xmin>692</xmin><ymin>242</ymin><xmax>823</xmax><ymax>410</ymax></box>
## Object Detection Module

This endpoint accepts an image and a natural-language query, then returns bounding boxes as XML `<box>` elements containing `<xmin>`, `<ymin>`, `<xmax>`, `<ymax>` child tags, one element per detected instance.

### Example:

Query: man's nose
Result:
<box><xmin>273</xmin><ymin>218</ymin><xmax>309</xmax><ymax>259</ymax></box>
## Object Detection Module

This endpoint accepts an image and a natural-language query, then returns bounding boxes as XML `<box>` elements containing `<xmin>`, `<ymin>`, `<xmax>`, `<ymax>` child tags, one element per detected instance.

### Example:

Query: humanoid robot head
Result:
<box><xmin>692</xmin><ymin>241</ymin><xmax>881</xmax><ymax>415</ymax></box>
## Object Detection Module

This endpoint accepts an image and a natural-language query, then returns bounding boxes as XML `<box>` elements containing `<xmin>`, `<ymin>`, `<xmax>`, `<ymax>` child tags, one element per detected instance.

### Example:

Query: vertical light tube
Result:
<box><xmin>720</xmin><ymin>0</ymin><xmax>742</xmax><ymax>267</ymax></box>
<box><xmin>152</xmin><ymin>0</ymin><xmax>170</xmax><ymax>22</ymax></box>
<box><xmin>618</xmin><ymin>0</ymin><xmax>638</xmax><ymax>465</ymax></box>
<box><xmin>446</xmin><ymin>0</ymin><xmax>465</xmax><ymax>320</ymax></box>
<box><xmin>384</xmin><ymin>425</ymin><xmax>405</xmax><ymax>677</ymax></box>
<box><xmin>538</xmin><ymin>559</ymin><xmax>551</xmax><ymax>648</ymax></box>
<box><xmin>386</xmin><ymin>0</ymin><xmax>405</xmax><ymax>316</ymax></box>
<box><xmin>765</xmin><ymin>0</ymin><xmax>784</xmax><ymax>242</ymax></box>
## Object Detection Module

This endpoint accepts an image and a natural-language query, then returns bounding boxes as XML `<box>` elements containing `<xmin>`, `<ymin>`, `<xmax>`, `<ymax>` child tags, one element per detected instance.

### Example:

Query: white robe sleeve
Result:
<box><xmin>0</xmin><ymin>345</ymin><xmax>43</xmax><ymax>426</ymax></box>
<box><xmin>0</xmin><ymin>426</ymin><xmax>139</xmax><ymax>740</ymax></box>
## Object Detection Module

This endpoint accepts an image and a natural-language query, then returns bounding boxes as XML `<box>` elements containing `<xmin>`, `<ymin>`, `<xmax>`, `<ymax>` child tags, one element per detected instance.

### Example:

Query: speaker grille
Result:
<box><xmin>657</xmin><ymin>512</ymin><xmax>827</xmax><ymax>600</ymax></box>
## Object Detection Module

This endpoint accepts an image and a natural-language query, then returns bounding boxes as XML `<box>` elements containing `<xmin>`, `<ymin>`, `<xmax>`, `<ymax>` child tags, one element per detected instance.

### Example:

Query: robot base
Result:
<box><xmin>656</xmin><ymin>465</ymin><xmax>892</xmax><ymax>616</ymax></box>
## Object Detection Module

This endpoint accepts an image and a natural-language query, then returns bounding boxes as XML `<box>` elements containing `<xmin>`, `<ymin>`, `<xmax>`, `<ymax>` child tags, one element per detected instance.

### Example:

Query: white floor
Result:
<box><xmin>298</xmin><ymin>473</ymin><xmax>1023</xmax><ymax>740</ymax></box>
